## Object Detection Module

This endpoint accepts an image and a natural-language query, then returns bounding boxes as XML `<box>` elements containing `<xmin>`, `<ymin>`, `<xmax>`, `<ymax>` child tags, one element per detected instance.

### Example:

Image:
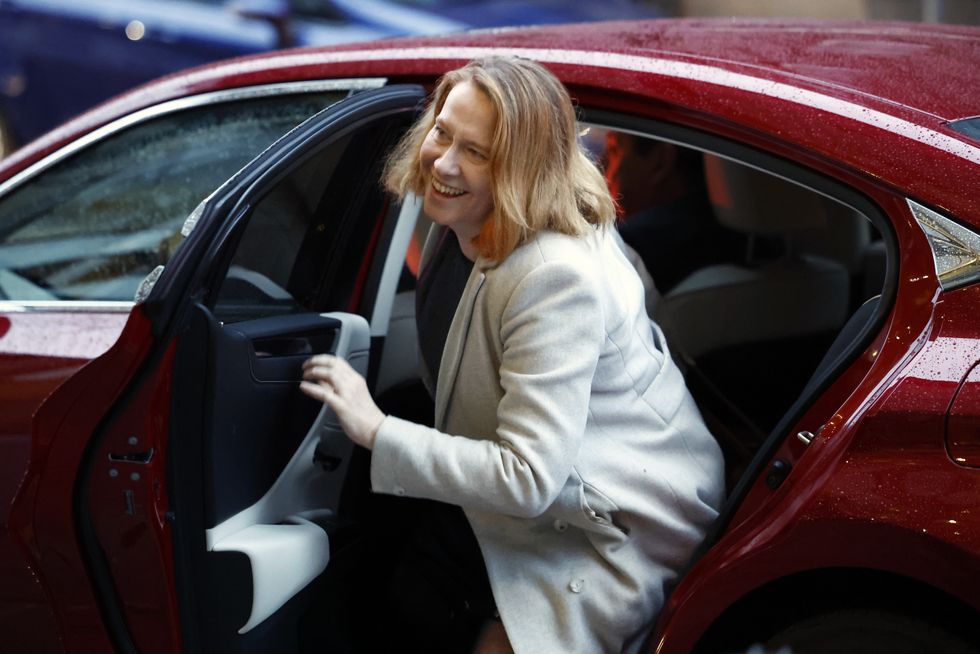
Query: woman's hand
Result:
<box><xmin>300</xmin><ymin>354</ymin><xmax>385</xmax><ymax>450</ymax></box>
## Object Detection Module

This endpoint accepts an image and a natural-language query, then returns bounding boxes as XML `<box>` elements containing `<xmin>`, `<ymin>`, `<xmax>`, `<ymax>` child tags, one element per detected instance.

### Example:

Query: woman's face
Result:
<box><xmin>419</xmin><ymin>81</ymin><xmax>496</xmax><ymax>242</ymax></box>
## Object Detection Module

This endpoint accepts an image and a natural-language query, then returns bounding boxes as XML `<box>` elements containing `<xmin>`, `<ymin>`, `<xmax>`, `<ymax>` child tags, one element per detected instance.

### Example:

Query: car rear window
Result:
<box><xmin>948</xmin><ymin>116</ymin><xmax>980</xmax><ymax>143</ymax></box>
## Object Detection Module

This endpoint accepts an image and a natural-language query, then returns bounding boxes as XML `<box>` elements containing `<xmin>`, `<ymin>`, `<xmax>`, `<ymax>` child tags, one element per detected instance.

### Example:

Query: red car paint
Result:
<box><xmin>1</xmin><ymin>18</ymin><xmax>978</xmax><ymax>652</ymax></box>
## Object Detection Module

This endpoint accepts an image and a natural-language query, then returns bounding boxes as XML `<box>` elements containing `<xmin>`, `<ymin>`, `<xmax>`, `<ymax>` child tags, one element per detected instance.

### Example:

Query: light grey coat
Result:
<box><xmin>371</xmin><ymin>225</ymin><xmax>724</xmax><ymax>654</ymax></box>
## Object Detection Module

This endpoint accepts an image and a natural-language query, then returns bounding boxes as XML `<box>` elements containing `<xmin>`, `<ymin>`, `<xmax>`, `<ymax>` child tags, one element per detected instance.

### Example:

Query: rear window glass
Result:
<box><xmin>948</xmin><ymin>116</ymin><xmax>980</xmax><ymax>143</ymax></box>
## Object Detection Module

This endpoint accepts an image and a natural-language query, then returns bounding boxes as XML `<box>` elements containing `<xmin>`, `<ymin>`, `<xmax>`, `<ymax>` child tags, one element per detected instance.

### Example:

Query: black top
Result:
<box><xmin>415</xmin><ymin>228</ymin><xmax>475</xmax><ymax>394</ymax></box>
<box><xmin>399</xmin><ymin>228</ymin><xmax>496</xmax><ymax>646</ymax></box>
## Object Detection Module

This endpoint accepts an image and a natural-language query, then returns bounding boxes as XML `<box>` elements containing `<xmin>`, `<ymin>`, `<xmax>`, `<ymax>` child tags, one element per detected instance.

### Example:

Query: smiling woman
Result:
<box><xmin>300</xmin><ymin>57</ymin><xmax>725</xmax><ymax>654</ymax></box>
<box><xmin>5</xmin><ymin>15</ymin><xmax>977</xmax><ymax>654</ymax></box>
<box><xmin>417</xmin><ymin>80</ymin><xmax>496</xmax><ymax>259</ymax></box>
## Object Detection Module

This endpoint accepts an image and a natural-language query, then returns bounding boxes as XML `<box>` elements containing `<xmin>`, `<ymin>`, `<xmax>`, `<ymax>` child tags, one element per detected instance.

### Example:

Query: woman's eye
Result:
<box><xmin>433</xmin><ymin>126</ymin><xmax>449</xmax><ymax>141</ymax></box>
<box><xmin>469</xmin><ymin>148</ymin><xmax>488</xmax><ymax>162</ymax></box>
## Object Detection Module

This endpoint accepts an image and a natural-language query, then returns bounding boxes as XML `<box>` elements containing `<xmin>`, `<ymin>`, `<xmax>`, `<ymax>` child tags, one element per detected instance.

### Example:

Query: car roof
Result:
<box><xmin>465</xmin><ymin>18</ymin><xmax>979</xmax><ymax>122</ymax></box>
<box><xmin>297</xmin><ymin>18</ymin><xmax>977</xmax><ymax>123</ymax></box>
<box><xmin>3</xmin><ymin>18</ymin><xmax>979</xmax><ymax>222</ymax></box>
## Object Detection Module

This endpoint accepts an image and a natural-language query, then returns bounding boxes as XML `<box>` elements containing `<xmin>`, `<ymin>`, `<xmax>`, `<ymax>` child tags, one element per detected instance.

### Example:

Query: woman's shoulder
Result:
<box><xmin>490</xmin><ymin>228</ymin><xmax>603</xmax><ymax>273</ymax></box>
<box><xmin>479</xmin><ymin>230</ymin><xmax>609</xmax><ymax>312</ymax></box>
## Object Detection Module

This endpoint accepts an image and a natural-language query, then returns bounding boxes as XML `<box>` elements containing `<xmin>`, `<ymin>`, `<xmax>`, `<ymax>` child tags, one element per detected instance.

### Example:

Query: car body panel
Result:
<box><xmin>84</xmin><ymin>337</ymin><xmax>181</xmax><ymax>654</ymax></box>
<box><xmin>0</xmin><ymin>18</ymin><xmax>978</xmax><ymax>653</ymax></box>
<box><xmin>0</xmin><ymin>307</ymin><xmax>130</xmax><ymax>651</ymax></box>
<box><xmin>3</xmin><ymin>83</ymin><xmax>425</xmax><ymax>651</ymax></box>
<box><xmin>6</xmin><ymin>307</ymin><xmax>156</xmax><ymax>652</ymax></box>
<box><xmin>949</xmin><ymin>363</ymin><xmax>980</xmax><ymax>468</ymax></box>
<box><xmin>656</xmin><ymin>284</ymin><xmax>980</xmax><ymax>651</ymax></box>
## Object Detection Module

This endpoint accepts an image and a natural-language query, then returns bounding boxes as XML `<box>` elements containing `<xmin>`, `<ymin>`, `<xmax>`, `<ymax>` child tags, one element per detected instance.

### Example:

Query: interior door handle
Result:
<box><xmin>252</xmin><ymin>330</ymin><xmax>335</xmax><ymax>358</ymax></box>
<box><xmin>252</xmin><ymin>336</ymin><xmax>313</xmax><ymax>358</ymax></box>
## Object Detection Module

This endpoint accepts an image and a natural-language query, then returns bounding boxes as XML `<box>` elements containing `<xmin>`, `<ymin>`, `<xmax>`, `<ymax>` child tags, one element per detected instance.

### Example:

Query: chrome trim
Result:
<box><xmin>134</xmin><ymin>265</ymin><xmax>165</xmax><ymax>305</ymax></box>
<box><xmin>908</xmin><ymin>198</ymin><xmax>980</xmax><ymax>292</ymax></box>
<box><xmin>0</xmin><ymin>300</ymin><xmax>134</xmax><ymax>313</ymax></box>
<box><xmin>0</xmin><ymin>78</ymin><xmax>387</xmax><ymax>200</ymax></box>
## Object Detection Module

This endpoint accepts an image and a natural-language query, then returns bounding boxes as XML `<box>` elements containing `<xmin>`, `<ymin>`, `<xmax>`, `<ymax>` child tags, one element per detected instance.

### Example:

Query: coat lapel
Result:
<box><xmin>435</xmin><ymin>262</ymin><xmax>488</xmax><ymax>428</ymax></box>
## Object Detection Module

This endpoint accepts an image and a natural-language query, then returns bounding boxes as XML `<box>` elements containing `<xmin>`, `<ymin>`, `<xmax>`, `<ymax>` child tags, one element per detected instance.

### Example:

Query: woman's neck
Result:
<box><xmin>451</xmin><ymin>228</ymin><xmax>481</xmax><ymax>262</ymax></box>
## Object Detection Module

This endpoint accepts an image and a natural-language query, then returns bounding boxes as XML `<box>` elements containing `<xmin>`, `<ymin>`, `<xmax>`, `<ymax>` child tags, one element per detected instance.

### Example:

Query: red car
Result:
<box><xmin>1</xmin><ymin>18</ymin><xmax>978</xmax><ymax>654</ymax></box>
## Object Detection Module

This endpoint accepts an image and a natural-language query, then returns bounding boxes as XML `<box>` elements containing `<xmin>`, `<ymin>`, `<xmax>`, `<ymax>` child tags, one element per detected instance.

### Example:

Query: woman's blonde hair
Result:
<box><xmin>383</xmin><ymin>56</ymin><xmax>615</xmax><ymax>261</ymax></box>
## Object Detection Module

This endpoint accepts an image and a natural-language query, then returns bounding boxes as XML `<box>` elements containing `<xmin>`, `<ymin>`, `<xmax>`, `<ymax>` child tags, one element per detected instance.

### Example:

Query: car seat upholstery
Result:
<box><xmin>789</xmin><ymin>200</ymin><xmax>870</xmax><ymax>277</ymax></box>
<box><xmin>657</xmin><ymin>154</ymin><xmax>852</xmax><ymax>435</ymax></box>
<box><xmin>660</xmin><ymin>155</ymin><xmax>851</xmax><ymax>358</ymax></box>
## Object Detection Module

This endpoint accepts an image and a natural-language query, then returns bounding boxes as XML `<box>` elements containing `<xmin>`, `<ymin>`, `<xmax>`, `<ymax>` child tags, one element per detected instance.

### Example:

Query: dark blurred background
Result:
<box><xmin>0</xmin><ymin>0</ymin><xmax>977</xmax><ymax>157</ymax></box>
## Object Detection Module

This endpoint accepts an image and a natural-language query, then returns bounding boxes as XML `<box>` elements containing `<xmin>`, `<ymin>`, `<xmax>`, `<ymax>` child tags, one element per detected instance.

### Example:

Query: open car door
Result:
<box><xmin>24</xmin><ymin>84</ymin><xmax>426</xmax><ymax>653</ymax></box>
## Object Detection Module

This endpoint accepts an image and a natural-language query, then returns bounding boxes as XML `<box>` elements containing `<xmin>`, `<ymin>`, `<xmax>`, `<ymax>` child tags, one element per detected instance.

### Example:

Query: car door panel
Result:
<box><xmin>164</xmin><ymin>85</ymin><xmax>422</xmax><ymax>652</ymax></box>
<box><xmin>200</xmin><ymin>309</ymin><xmax>342</xmax><ymax>527</ymax></box>
<box><xmin>204</xmin><ymin>311</ymin><xmax>370</xmax><ymax>634</ymax></box>
<box><xmin>10</xmin><ymin>84</ymin><xmax>424</xmax><ymax>652</ymax></box>
<box><xmin>11</xmin><ymin>308</ymin><xmax>161</xmax><ymax>653</ymax></box>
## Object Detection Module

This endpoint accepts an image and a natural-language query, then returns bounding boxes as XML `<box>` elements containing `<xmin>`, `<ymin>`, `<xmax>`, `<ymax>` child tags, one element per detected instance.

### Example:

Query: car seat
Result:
<box><xmin>657</xmin><ymin>154</ymin><xmax>852</xmax><ymax>439</ymax></box>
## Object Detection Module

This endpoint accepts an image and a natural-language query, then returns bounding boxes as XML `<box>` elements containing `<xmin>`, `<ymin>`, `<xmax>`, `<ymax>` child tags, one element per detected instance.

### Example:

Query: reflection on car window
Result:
<box><xmin>593</xmin><ymin>124</ymin><xmax>886</xmax><ymax>487</ymax></box>
<box><xmin>0</xmin><ymin>91</ymin><xmax>344</xmax><ymax>302</ymax></box>
<box><xmin>212</xmin><ymin>113</ymin><xmax>412</xmax><ymax>324</ymax></box>
<box><xmin>214</xmin><ymin>132</ymin><xmax>352</xmax><ymax>321</ymax></box>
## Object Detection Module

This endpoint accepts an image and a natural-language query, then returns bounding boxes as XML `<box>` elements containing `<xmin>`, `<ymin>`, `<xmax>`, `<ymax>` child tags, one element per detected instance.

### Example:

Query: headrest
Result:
<box><xmin>703</xmin><ymin>154</ymin><xmax>830</xmax><ymax>234</ymax></box>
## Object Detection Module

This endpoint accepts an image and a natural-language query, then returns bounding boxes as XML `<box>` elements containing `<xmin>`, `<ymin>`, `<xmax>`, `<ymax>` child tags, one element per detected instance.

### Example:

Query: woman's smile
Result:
<box><xmin>432</xmin><ymin>178</ymin><xmax>466</xmax><ymax>197</ymax></box>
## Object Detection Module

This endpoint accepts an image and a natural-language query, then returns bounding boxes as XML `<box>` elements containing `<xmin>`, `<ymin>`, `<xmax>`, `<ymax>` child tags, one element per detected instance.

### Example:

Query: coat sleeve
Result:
<box><xmin>370</xmin><ymin>258</ymin><xmax>604</xmax><ymax>518</ymax></box>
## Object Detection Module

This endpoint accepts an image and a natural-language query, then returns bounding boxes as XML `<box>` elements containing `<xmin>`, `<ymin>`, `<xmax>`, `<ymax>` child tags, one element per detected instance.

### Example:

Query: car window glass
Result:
<box><xmin>0</xmin><ymin>91</ymin><xmax>345</xmax><ymax>302</ymax></box>
<box><xmin>593</xmin><ymin>125</ymin><xmax>885</xmax><ymax>486</ymax></box>
<box><xmin>948</xmin><ymin>116</ymin><xmax>980</xmax><ymax>143</ymax></box>
<box><xmin>211</xmin><ymin>112</ymin><xmax>412</xmax><ymax>324</ymax></box>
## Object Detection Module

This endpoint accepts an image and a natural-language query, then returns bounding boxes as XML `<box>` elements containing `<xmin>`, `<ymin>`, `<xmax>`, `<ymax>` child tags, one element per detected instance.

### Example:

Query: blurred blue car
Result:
<box><xmin>0</xmin><ymin>0</ymin><xmax>663</xmax><ymax>153</ymax></box>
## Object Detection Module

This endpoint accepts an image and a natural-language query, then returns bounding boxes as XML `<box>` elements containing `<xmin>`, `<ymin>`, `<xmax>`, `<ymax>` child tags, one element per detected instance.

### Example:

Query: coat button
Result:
<box><xmin>569</xmin><ymin>579</ymin><xmax>585</xmax><ymax>593</ymax></box>
<box><xmin>553</xmin><ymin>519</ymin><xmax>568</xmax><ymax>532</ymax></box>
<box><xmin>394</xmin><ymin>486</ymin><xmax>406</xmax><ymax>496</ymax></box>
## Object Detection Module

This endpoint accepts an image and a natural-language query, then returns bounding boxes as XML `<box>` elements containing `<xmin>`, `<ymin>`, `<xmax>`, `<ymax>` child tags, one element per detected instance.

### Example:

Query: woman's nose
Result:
<box><xmin>434</xmin><ymin>147</ymin><xmax>460</xmax><ymax>177</ymax></box>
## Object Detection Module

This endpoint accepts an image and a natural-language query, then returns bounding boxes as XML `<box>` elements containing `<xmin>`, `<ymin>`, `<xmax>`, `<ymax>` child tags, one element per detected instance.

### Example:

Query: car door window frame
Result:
<box><xmin>581</xmin><ymin>107</ymin><xmax>899</xmax><ymax>541</ymax></box>
<box><xmin>0</xmin><ymin>78</ymin><xmax>386</xmax><ymax>313</ymax></box>
<box><xmin>75</xmin><ymin>84</ymin><xmax>424</xmax><ymax>651</ymax></box>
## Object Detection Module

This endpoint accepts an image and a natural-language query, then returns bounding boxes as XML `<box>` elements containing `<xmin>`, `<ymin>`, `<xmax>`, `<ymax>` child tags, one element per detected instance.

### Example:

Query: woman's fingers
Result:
<box><xmin>302</xmin><ymin>365</ymin><xmax>334</xmax><ymax>384</ymax></box>
<box><xmin>300</xmin><ymin>354</ymin><xmax>385</xmax><ymax>451</ymax></box>
<box><xmin>302</xmin><ymin>354</ymin><xmax>360</xmax><ymax>385</ymax></box>
<box><xmin>303</xmin><ymin>353</ymin><xmax>335</xmax><ymax>367</ymax></box>
<box><xmin>299</xmin><ymin>380</ymin><xmax>332</xmax><ymax>403</ymax></box>
<box><xmin>303</xmin><ymin>353</ymin><xmax>339</xmax><ymax>374</ymax></box>
<box><xmin>303</xmin><ymin>365</ymin><xmax>359</xmax><ymax>401</ymax></box>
